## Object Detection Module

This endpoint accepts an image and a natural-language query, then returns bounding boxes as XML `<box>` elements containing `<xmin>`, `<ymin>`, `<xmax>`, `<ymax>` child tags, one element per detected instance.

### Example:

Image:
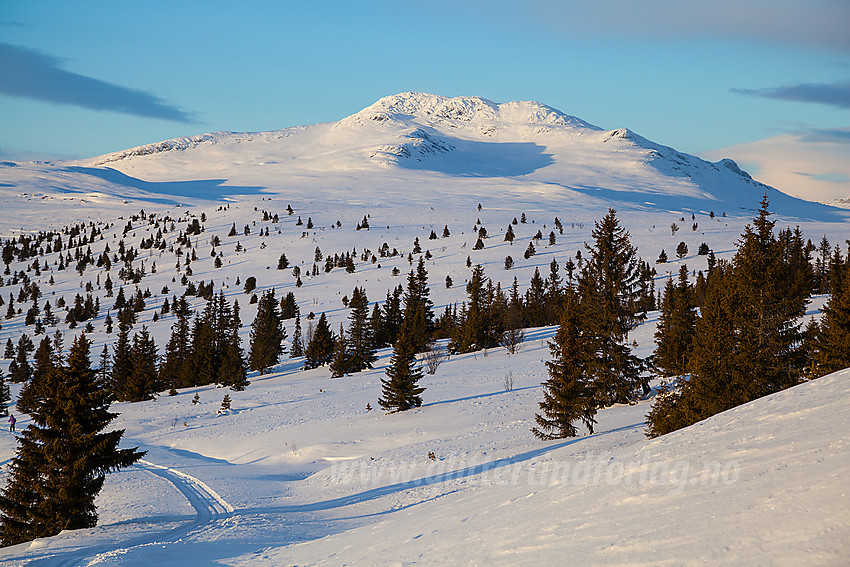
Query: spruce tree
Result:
<box><xmin>249</xmin><ymin>289</ymin><xmax>286</xmax><ymax>374</ymax></box>
<box><xmin>533</xmin><ymin>292</ymin><xmax>597</xmax><ymax>438</ymax></box>
<box><xmin>647</xmin><ymin>196</ymin><xmax>807</xmax><ymax>437</ymax></box>
<box><xmin>377</xmin><ymin>286</ymin><xmax>404</xmax><ymax>347</ymax></box>
<box><xmin>378</xmin><ymin>325</ymin><xmax>425</xmax><ymax>412</ymax></box>
<box><xmin>450</xmin><ymin>265</ymin><xmax>501</xmax><ymax>353</ymax></box>
<box><xmin>578</xmin><ymin>208</ymin><xmax>646</xmax><ymax>405</ymax></box>
<box><xmin>346</xmin><ymin>287</ymin><xmax>376</xmax><ymax>372</ymax></box>
<box><xmin>0</xmin><ymin>334</ymin><xmax>144</xmax><ymax>546</ymax></box>
<box><xmin>399</xmin><ymin>259</ymin><xmax>434</xmax><ymax>353</ymax></box>
<box><xmin>815</xmin><ymin>259</ymin><xmax>850</xmax><ymax>374</ymax></box>
<box><xmin>109</xmin><ymin>320</ymin><xmax>133</xmax><ymax>398</ymax></box>
<box><xmin>121</xmin><ymin>326</ymin><xmax>160</xmax><ymax>402</ymax></box>
<box><xmin>303</xmin><ymin>313</ymin><xmax>334</xmax><ymax>369</ymax></box>
<box><xmin>653</xmin><ymin>265</ymin><xmax>696</xmax><ymax>378</ymax></box>
<box><xmin>329</xmin><ymin>324</ymin><xmax>351</xmax><ymax>378</ymax></box>
<box><xmin>18</xmin><ymin>337</ymin><xmax>56</xmax><ymax>415</ymax></box>
<box><xmin>221</xmin><ymin>319</ymin><xmax>248</xmax><ymax>391</ymax></box>
<box><xmin>159</xmin><ymin>309</ymin><xmax>193</xmax><ymax>390</ymax></box>
<box><xmin>290</xmin><ymin>313</ymin><xmax>304</xmax><ymax>358</ymax></box>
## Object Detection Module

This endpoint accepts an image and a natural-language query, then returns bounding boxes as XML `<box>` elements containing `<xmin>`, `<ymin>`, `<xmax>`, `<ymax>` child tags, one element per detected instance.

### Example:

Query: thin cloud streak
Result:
<box><xmin>0</xmin><ymin>42</ymin><xmax>194</xmax><ymax>123</ymax></box>
<box><xmin>732</xmin><ymin>81</ymin><xmax>850</xmax><ymax>110</ymax></box>
<box><xmin>453</xmin><ymin>0</ymin><xmax>850</xmax><ymax>52</ymax></box>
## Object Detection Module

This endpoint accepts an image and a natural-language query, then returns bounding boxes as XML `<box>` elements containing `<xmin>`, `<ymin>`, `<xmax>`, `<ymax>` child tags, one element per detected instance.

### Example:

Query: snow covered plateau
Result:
<box><xmin>0</xmin><ymin>92</ymin><xmax>847</xmax><ymax>565</ymax></box>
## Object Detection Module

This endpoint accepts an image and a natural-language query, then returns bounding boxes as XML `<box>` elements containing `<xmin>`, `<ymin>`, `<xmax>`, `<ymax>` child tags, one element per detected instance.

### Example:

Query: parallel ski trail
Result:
<box><xmin>24</xmin><ymin>460</ymin><xmax>233</xmax><ymax>567</ymax></box>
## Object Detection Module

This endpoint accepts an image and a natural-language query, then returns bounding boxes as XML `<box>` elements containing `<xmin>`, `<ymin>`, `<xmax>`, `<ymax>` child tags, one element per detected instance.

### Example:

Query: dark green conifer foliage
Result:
<box><xmin>646</xmin><ymin>266</ymin><xmax>736</xmax><ymax>437</ymax></box>
<box><xmin>346</xmin><ymin>287</ymin><xmax>377</xmax><ymax>372</ymax></box>
<box><xmin>577</xmin><ymin>208</ymin><xmax>646</xmax><ymax>406</ymax></box>
<box><xmin>450</xmin><ymin>265</ymin><xmax>502</xmax><ymax>353</ymax></box>
<box><xmin>816</xmin><ymin>258</ymin><xmax>850</xmax><ymax>374</ymax></box>
<box><xmin>120</xmin><ymin>326</ymin><xmax>159</xmax><ymax>402</ymax></box>
<box><xmin>221</xmin><ymin>316</ymin><xmax>249</xmax><ymax>391</ymax></box>
<box><xmin>653</xmin><ymin>265</ymin><xmax>696</xmax><ymax>378</ymax></box>
<box><xmin>18</xmin><ymin>337</ymin><xmax>56</xmax><ymax>414</ymax></box>
<box><xmin>9</xmin><ymin>335</ymin><xmax>34</xmax><ymax>384</ymax></box>
<box><xmin>378</xmin><ymin>325</ymin><xmax>425</xmax><ymax>413</ymax></box>
<box><xmin>249</xmin><ymin>289</ymin><xmax>286</xmax><ymax>374</ymax></box>
<box><xmin>533</xmin><ymin>292</ymin><xmax>597</xmax><ymax>438</ymax></box>
<box><xmin>524</xmin><ymin>267</ymin><xmax>547</xmax><ymax>327</ymax></box>
<box><xmin>303</xmin><ymin>313</ymin><xmax>334</xmax><ymax>369</ymax></box>
<box><xmin>329</xmin><ymin>324</ymin><xmax>351</xmax><ymax>378</ymax></box>
<box><xmin>187</xmin><ymin>293</ymin><xmax>245</xmax><ymax>387</ymax></box>
<box><xmin>0</xmin><ymin>334</ymin><xmax>144</xmax><ymax>546</ymax></box>
<box><xmin>159</xmin><ymin>308</ymin><xmax>193</xmax><ymax>390</ymax></box>
<box><xmin>290</xmin><ymin>313</ymin><xmax>304</xmax><ymax>358</ymax></box>
<box><xmin>647</xmin><ymin>196</ymin><xmax>807</xmax><ymax>437</ymax></box>
<box><xmin>375</xmin><ymin>286</ymin><xmax>404</xmax><ymax>348</ymax></box>
<box><xmin>109</xmin><ymin>320</ymin><xmax>133</xmax><ymax>397</ymax></box>
<box><xmin>280</xmin><ymin>291</ymin><xmax>297</xmax><ymax>319</ymax></box>
<box><xmin>399</xmin><ymin>259</ymin><xmax>434</xmax><ymax>353</ymax></box>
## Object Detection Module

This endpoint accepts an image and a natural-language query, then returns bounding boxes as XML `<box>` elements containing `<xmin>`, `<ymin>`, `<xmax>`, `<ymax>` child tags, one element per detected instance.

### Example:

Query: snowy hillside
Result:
<box><xmin>0</xmin><ymin>92</ymin><xmax>847</xmax><ymax>565</ymax></box>
<box><xmin>1</xmin><ymin>342</ymin><xmax>847</xmax><ymax>565</ymax></box>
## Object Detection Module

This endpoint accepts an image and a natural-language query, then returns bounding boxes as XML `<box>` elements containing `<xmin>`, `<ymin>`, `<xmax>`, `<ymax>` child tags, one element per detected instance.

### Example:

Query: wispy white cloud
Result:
<box><xmin>702</xmin><ymin>127</ymin><xmax>850</xmax><ymax>204</ymax></box>
<box><xmin>0</xmin><ymin>42</ymin><xmax>194</xmax><ymax>123</ymax></box>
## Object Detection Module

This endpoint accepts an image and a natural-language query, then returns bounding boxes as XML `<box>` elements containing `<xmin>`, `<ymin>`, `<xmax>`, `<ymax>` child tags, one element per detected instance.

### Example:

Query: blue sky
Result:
<box><xmin>0</xmin><ymin>1</ymin><xmax>847</xmax><ymax>198</ymax></box>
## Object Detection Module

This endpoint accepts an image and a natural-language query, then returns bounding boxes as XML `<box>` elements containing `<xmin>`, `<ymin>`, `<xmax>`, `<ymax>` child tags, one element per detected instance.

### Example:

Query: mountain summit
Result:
<box><xmin>1</xmin><ymin>92</ymin><xmax>840</xmax><ymax>223</ymax></box>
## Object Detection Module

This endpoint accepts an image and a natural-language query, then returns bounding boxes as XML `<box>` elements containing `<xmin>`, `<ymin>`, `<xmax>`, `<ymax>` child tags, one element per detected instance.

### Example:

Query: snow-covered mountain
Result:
<box><xmin>2</xmin><ymin>92</ymin><xmax>844</xmax><ymax>231</ymax></box>
<box><xmin>0</xmin><ymin>93</ymin><xmax>847</xmax><ymax>565</ymax></box>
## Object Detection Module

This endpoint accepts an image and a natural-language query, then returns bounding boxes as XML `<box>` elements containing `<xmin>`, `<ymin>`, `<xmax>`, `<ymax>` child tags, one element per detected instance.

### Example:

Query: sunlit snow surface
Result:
<box><xmin>0</xmin><ymin>93</ymin><xmax>847</xmax><ymax>565</ymax></box>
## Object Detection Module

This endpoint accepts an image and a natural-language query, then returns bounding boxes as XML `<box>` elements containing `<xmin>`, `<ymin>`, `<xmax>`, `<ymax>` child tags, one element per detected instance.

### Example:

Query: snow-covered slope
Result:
<box><xmin>1</xmin><ymin>345</ymin><xmax>847</xmax><ymax>566</ymax></box>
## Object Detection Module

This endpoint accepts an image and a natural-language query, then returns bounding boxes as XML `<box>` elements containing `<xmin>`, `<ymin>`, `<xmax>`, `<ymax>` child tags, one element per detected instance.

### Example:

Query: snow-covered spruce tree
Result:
<box><xmin>303</xmin><ymin>312</ymin><xmax>334</xmax><ymax>369</ymax></box>
<box><xmin>378</xmin><ymin>324</ymin><xmax>425</xmax><ymax>412</ymax></box>
<box><xmin>249</xmin><ymin>289</ymin><xmax>286</xmax><ymax>374</ymax></box>
<box><xmin>533</xmin><ymin>291</ymin><xmax>597</xmax><ymax>438</ymax></box>
<box><xmin>0</xmin><ymin>334</ymin><xmax>144</xmax><ymax>546</ymax></box>
<box><xmin>577</xmin><ymin>208</ymin><xmax>646</xmax><ymax>406</ymax></box>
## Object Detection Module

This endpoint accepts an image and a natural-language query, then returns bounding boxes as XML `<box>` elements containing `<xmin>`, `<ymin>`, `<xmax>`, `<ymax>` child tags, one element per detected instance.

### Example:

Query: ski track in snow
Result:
<box><xmin>22</xmin><ymin>460</ymin><xmax>233</xmax><ymax>567</ymax></box>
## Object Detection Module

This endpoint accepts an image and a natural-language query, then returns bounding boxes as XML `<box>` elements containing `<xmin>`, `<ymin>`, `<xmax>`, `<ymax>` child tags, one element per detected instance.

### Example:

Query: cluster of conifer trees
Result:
<box><xmin>0</xmin><ymin>334</ymin><xmax>144</xmax><ymax>546</ymax></box>
<box><xmin>532</xmin><ymin>208</ymin><xmax>649</xmax><ymax>439</ymax></box>
<box><xmin>533</xmin><ymin>197</ymin><xmax>850</xmax><ymax>440</ymax></box>
<box><xmin>645</xmin><ymin>196</ymin><xmax>850</xmax><ymax>436</ymax></box>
